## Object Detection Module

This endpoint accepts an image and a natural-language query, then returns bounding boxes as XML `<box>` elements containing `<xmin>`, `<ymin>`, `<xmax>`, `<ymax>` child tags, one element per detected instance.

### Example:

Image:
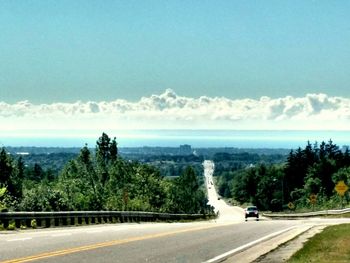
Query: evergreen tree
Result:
<box><xmin>0</xmin><ymin>186</ymin><xmax>7</xmax><ymax>211</ymax></box>
<box><xmin>0</xmin><ymin>148</ymin><xmax>12</xmax><ymax>187</ymax></box>
<box><xmin>169</xmin><ymin>166</ymin><xmax>206</xmax><ymax>214</ymax></box>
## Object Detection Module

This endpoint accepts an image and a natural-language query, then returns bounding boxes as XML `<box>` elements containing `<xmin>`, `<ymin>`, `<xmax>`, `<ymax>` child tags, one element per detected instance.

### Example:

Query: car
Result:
<box><xmin>245</xmin><ymin>206</ymin><xmax>259</xmax><ymax>221</ymax></box>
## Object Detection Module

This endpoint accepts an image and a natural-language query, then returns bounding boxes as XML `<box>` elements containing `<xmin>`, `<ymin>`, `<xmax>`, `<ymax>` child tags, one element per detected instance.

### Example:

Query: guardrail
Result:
<box><xmin>263</xmin><ymin>208</ymin><xmax>350</xmax><ymax>219</ymax></box>
<box><xmin>0</xmin><ymin>211</ymin><xmax>215</xmax><ymax>229</ymax></box>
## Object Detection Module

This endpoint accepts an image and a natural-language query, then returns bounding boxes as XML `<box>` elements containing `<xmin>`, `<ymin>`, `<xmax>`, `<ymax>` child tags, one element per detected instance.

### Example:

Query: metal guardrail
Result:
<box><xmin>263</xmin><ymin>208</ymin><xmax>350</xmax><ymax>219</ymax></box>
<box><xmin>0</xmin><ymin>211</ymin><xmax>215</xmax><ymax>229</ymax></box>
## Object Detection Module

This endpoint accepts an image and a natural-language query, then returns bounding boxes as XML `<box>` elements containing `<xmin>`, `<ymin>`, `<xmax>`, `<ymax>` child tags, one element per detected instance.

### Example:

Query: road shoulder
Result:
<box><xmin>223</xmin><ymin>225</ymin><xmax>325</xmax><ymax>263</ymax></box>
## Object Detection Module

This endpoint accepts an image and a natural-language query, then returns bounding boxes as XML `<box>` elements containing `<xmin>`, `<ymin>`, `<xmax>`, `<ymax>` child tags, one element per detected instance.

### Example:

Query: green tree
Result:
<box><xmin>168</xmin><ymin>166</ymin><xmax>206</xmax><ymax>214</ymax></box>
<box><xmin>0</xmin><ymin>186</ymin><xmax>7</xmax><ymax>211</ymax></box>
<box><xmin>20</xmin><ymin>183</ymin><xmax>68</xmax><ymax>211</ymax></box>
<box><xmin>332</xmin><ymin>167</ymin><xmax>350</xmax><ymax>185</ymax></box>
<box><xmin>0</xmin><ymin>148</ymin><xmax>13</xmax><ymax>188</ymax></box>
<box><xmin>96</xmin><ymin>133</ymin><xmax>118</xmax><ymax>186</ymax></box>
<box><xmin>58</xmin><ymin>146</ymin><xmax>103</xmax><ymax>210</ymax></box>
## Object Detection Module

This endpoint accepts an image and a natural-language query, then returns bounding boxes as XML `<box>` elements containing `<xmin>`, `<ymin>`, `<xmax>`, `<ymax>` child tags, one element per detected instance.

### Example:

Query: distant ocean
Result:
<box><xmin>1</xmin><ymin>130</ymin><xmax>349</xmax><ymax>149</ymax></box>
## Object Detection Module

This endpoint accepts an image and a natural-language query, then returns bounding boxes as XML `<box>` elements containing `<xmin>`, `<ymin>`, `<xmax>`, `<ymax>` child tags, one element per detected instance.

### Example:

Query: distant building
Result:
<box><xmin>15</xmin><ymin>152</ymin><xmax>30</xmax><ymax>155</ymax></box>
<box><xmin>179</xmin><ymin>144</ymin><xmax>192</xmax><ymax>155</ymax></box>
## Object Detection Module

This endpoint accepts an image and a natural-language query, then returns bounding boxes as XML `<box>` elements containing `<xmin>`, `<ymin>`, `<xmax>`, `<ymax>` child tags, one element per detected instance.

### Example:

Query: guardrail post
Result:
<box><xmin>3</xmin><ymin>219</ymin><xmax>9</xmax><ymax>229</ymax></box>
<box><xmin>36</xmin><ymin>218</ymin><xmax>42</xmax><ymax>227</ymax></box>
<box><xmin>70</xmin><ymin>217</ymin><xmax>75</xmax><ymax>225</ymax></box>
<box><xmin>62</xmin><ymin>217</ymin><xmax>68</xmax><ymax>226</ymax></box>
<box><xmin>77</xmin><ymin>217</ymin><xmax>82</xmax><ymax>225</ymax></box>
<box><xmin>54</xmin><ymin>218</ymin><xmax>60</xmax><ymax>226</ymax></box>
<box><xmin>15</xmin><ymin>219</ymin><xmax>21</xmax><ymax>229</ymax></box>
<box><xmin>84</xmin><ymin>217</ymin><xmax>89</xmax><ymax>224</ymax></box>
<box><xmin>91</xmin><ymin>217</ymin><xmax>95</xmax><ymax>224</ymax></box>
<box><xmin>26</xmin><ymin>219</ymin><xmax>31</xmax><ymax>228</ymax></box>
<box><xmin>45</xmin><ymin>218</ymin><xmax>51</xmax><ymax>228</ymax></box>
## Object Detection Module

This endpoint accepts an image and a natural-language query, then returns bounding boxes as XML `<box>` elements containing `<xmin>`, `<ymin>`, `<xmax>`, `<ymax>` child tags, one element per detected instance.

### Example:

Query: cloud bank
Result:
<box><xmin>1</xmin><ymin>89</ymin><xmax>350</xmax><ymax>136</ymax></box>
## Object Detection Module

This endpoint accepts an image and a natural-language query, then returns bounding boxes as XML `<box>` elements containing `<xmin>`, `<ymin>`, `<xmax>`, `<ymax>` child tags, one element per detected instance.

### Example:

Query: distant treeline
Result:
<box><xmin>5</xmin><ymin>146</ymin><xmax>288</xmax><ymax>179</ymax></box>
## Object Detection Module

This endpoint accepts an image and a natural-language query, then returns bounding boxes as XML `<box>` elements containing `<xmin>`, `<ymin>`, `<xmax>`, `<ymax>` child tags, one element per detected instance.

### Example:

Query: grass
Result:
<box><xmin>320</xmin><ymin>212</ymin><xmax>350</xmax><ymax>218</ymax></box>
<box><xmin>288</xmin><ymin>223</ymin><xmax>350</xmax><ymax>263</ymax></box>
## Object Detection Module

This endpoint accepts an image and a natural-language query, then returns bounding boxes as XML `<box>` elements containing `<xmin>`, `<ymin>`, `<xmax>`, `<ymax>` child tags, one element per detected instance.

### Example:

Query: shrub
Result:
<box><xmin>31</xmin><ymin>219</ymin><xmax>37</xmax><ymax>229</ymax></box>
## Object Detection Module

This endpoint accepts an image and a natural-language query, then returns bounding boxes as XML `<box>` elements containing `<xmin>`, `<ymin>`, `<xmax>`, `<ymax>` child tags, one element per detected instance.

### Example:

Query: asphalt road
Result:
<box><xmin>0</xmin><ymin>219</ymin><xmax>302</xmax><ymax>262</ymax></box>
<box><xmin>1</xmin><ymin>160</ymin><xmax>348</xmax><ymax>263</ymax></box>
<box><xmin>203</xmin><ymin>160</ymin><xmax>245</xmax><ymax>222</ymax></box>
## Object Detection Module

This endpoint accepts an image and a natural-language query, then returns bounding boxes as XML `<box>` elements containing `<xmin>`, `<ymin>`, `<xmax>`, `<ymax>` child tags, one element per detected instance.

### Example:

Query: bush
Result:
<box><xmin>7</xmin><ymin>222</ymin><xmax>16</xmax><ymax>230</ymax></box>
<box><xmin>31</xmin><ymin>219</ymin><xmax>37</xmax><ymax>229</ymax></box>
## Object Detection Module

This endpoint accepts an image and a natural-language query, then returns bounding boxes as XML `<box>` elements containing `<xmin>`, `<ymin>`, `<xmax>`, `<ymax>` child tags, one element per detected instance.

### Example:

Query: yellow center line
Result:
<box><xmin>2</xmin><ymin>223</ymin><xmax>234</xmax><ymax>263</ymax></box>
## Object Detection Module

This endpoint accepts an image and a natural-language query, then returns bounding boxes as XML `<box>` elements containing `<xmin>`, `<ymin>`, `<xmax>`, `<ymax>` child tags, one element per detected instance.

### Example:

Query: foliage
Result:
<box><xmin>0</xmin><ymin>186</ymin><xmax>7</xmax><ymax>211</ymax></box>
<box><xmin>0</xmin><ymin>133</ymin><xmax>210</xmax><ymax>215</ymax></box>
<box><xmin>217</xmin><ymin>140</ymin><xmax>350</xmax><ymax>211</ymax></box>
<box><xmin>166</xmin><ymin>166</ymin><xmax>209</xmax><ymax>214</ymax></box>
<box><xmin>31</xmin><ymin>219</ymin><xmax>37</xmax><ymax>229</ymax></box>
<box><xmin>19</xmin><ymin>183</ymin><xmax>68</xmax><ymax>211</ymax></box>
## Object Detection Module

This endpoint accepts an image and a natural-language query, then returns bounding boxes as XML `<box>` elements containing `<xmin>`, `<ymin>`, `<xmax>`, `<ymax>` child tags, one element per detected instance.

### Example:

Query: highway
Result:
<box><xmin>1</xmin><ymin>160</ymin><xmax>349</xmax><ymax>263</ymax></box>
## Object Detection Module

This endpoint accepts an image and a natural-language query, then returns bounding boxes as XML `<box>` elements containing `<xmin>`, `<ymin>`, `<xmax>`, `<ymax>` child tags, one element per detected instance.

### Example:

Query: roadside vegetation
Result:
<box><xmin>288</xmin><ymin>223</ymin><xmax>350</xmax><ymax>263</ymax></box>
<box><xmin>0</xmin><ymin>133</ymin><xmax>212</xmax><ymax>216</ymax></box>
<box><xmin>215</xmin><ymin>140</ymin><xmax>350</xmax><ymax>211</ymax></box>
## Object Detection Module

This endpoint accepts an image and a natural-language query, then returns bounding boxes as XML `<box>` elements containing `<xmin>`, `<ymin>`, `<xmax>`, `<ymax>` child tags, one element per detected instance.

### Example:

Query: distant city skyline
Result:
<box><xmin>1</xmin><ymin>1</ymin><xmax>350</xmax><ymax>103</ymax></box>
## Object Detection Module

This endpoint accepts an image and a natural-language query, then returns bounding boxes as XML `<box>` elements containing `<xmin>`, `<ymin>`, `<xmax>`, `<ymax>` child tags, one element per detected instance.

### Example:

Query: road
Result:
<box><xmin>1</xmin><ymin>160</ymin><xmax>349</xmax><ymax>263</ymax></box>
<box><xmin>203</xmin><ymin>160</ymin><xmax>245</xmax><ymax>222</ymax></box>
<box><xmin>1</xmin><ymin>220</ymin><xmax>302</xmax><ymax>262</ymax></box>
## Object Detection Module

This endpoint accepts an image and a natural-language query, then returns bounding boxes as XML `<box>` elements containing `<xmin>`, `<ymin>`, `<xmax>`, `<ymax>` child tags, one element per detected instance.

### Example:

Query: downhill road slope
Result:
<box><xmin>203</xmin><ymin>160</ymin><xmax>245</xmax><ymax>222</ymax></box>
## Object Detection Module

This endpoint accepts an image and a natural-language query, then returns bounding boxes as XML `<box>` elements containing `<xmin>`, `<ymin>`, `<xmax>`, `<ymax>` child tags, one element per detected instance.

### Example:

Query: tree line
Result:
<box><xmin>216</xmin><ymin>140</ymin><xmax>350</xmax><ymax>211</ymax></box>
<box><xmin>0</xmin><ymin>133</ymin><xmax>212</xmax><ymax>215</ymax></box>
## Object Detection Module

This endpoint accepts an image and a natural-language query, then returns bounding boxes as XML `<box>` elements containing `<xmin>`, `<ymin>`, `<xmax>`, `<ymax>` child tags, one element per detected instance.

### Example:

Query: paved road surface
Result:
<box><xmin>1</xmin><ymin>220</ymin><xmax>302</xmax><ymax>262</ymax></box>
<box><xmin>203</xmin><ymin>160</ymin><xmax>244</xmax><ymax>222</ymax></box>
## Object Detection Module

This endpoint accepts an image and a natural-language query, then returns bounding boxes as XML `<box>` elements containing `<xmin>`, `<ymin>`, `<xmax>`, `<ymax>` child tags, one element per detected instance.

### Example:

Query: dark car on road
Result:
<box><xmin>245</xmin><ymin>206</ymin><xmax>259</xmax><ymax>221</ymax></box>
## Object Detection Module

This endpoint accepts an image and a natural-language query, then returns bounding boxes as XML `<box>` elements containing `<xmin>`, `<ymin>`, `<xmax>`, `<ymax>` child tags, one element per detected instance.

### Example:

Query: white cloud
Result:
<box><xmin>1</xmin><ymin>89</ymin><xmax>350</xmax><ymax>136</ymax></box>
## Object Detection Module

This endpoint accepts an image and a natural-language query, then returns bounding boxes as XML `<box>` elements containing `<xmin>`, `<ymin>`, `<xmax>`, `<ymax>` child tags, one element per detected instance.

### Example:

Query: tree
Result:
<box><xmin>168</xmin><ymin>166</ymin><xmax>207</xmax><ymax>214</ymax></box>
<box><xmin>0</xmin><ymin>148</ymin><xmax>20</xmax><ymax>200</ymax></box>
<box><xmin>0</xmin><ymin>186</ymin><xmax>7</xmax><ymax>211</ymax></box>
<box><xmin>9</xmin><ymin>156</ymin><xmax>25</xmax><ymax>199</ymax></box>
<box><xmin>31</xmin><ymin>163</ymin><xmax>45</xmax><ymax>182</ymax></box>
<box><xmin>96</xmin><ymin>133</ymin><xmax>119</xmax><ymax>186</ymax></box>
<box><xmin>0</xmin><ymin>148</ymin><xmax>12</xmax><ymax>187</ymax></box>
<box><xmin>110</xmin><ymin>138</ymin><xmax>118</xmax><ymax>162</ymax></box>
<box><xmin>20</xmin><ymin>183</ymin><xmax>68</xmax><ymax>211</ymax></box>
<box><xmin>58</xmin><ymin>146</ymin><xmax>103</xmax><ymax>211</ymax></box>
<box><xmin>332</xmin><ymin>167</ymin><xmax>350</xmax><ymax>185</ymax></box>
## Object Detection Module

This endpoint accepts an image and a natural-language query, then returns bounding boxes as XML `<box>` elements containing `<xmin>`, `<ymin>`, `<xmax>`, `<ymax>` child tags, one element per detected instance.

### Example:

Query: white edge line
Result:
<box><xmin>86</xmin><ymin>230</ymin><xmax>104</xmax><ymax>234</ymax></box>
<box><xmin>51</xmin><ymin>233</ymin><xmax>72</xmax><ymax>237</ymax></box>
<box><xmin>205</xmin><ymin>226</ymin><xmax>298</xmax><ymax>263</ymax></box>
<box><xmin>7</xmin><ymin>237</ymin><xmax>33</xmax><ymax>242</ymax></box>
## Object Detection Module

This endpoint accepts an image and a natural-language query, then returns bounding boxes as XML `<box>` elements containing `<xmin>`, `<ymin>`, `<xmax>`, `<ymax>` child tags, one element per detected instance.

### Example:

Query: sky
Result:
<box><xmin>1</xmin><ymin>1</ymin><xmax>350</xmax><ymax>140</ymax></box>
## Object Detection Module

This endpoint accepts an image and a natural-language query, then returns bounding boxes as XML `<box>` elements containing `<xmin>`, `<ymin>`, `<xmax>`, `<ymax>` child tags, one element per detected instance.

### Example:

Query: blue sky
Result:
<box><xmin>1</xmin><ymin>1</ymin><xmax>350</xmax><ymax>103</ymax></box>
<box><xmin>1</xmin><ymin>1</ymin><xmax>350</xmax><ymax>142</ymax></box>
